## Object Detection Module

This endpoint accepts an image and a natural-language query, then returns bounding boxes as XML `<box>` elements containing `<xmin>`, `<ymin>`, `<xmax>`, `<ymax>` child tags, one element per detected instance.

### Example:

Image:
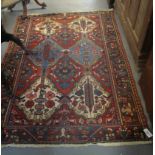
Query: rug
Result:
<box><xmin>2</xmin><ymin>10</ymin><xmax>149</xmax><ymax>145</ymax></box>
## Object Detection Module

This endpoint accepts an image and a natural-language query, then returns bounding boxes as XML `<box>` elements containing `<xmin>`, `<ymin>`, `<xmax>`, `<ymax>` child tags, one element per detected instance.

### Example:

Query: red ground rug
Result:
<box><xmin>2</xmin><ymin>10</ymin><xmax>149</xmax><ymax>144</ymax></box>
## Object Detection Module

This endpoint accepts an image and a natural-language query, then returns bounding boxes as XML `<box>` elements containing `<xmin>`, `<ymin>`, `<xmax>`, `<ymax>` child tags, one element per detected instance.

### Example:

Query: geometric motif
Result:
<box><xmin>2</xmin><ymin>11</ymin><xmax>149</xmax><ymax>144</ymax></box>
<box><xmin>51</xmin><ymin>27</ymin><xmax>81</xmax><ymax>49</ymax></box>
<box><xmin>47</xmin><ymin>51</ymin><xmax>84</xmax><ymax>94</ymax></box>
<box><xmin>70</xmin><ymin>38</ymin><xmax>103</xmax><ymax>66</ymax></box>
<box><xmin>69</xmin><ymin>75</ymin><xmax>112</xmax><ymax>119</ymax></box>
<box><xmin>16</xmin><ymin>78</ymin><xmax>62</xmax><ymax>122</ymax></box>
<box><xmin>35</xmin><ymin>17</ymin><xmax>62</xmax><ymax>36</ymax></box>
<box><xmin>68</xmin><ymin>16</ymin><xmax>96</xmax><ymax>34</ymax></box>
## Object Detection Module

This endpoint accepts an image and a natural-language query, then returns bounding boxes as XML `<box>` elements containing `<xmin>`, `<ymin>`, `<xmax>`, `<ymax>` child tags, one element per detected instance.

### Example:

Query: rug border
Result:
<box><xmin>2</xmin><ymin>15</ymin><xmax>24</xmax><ymax>65</ymax></box>
<box><xmin>108</xmin><ymin>11</ymin><xmax>150</xmax><ymax>128</ymax></box>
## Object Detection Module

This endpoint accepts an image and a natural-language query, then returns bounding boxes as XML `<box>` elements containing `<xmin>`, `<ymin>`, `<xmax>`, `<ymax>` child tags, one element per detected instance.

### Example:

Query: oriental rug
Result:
<box><xmin>2</xmin><ymin>10</ymin><xmax>149</xmax><ymax>145</ymax></box>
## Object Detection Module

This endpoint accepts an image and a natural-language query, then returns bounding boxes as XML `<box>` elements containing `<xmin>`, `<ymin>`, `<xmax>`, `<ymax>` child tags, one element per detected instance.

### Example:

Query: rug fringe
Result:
<box><xmin>22</xmin><ymin>9</ymin><xmax>114</xmax><ymax>16</ymax></box>
<box><xmin>2</xmin><ymin>141</ymin><xmax>152</xmax><ymax>148</ymax></box>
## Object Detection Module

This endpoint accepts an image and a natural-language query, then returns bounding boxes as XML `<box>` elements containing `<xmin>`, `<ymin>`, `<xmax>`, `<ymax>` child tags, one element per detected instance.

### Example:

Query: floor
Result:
<box><xmin>1</xmin><ymin>0</ymin><xmax>153</xmax><ymax>155</ymax></box>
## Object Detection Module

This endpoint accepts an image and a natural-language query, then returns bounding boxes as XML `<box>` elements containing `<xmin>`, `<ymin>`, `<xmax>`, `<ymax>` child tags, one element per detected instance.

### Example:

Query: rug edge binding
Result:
<box><xmin>1</xmin><ymin>141</ymin><xmax>152</xmax><ymax>148</ymax></box>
